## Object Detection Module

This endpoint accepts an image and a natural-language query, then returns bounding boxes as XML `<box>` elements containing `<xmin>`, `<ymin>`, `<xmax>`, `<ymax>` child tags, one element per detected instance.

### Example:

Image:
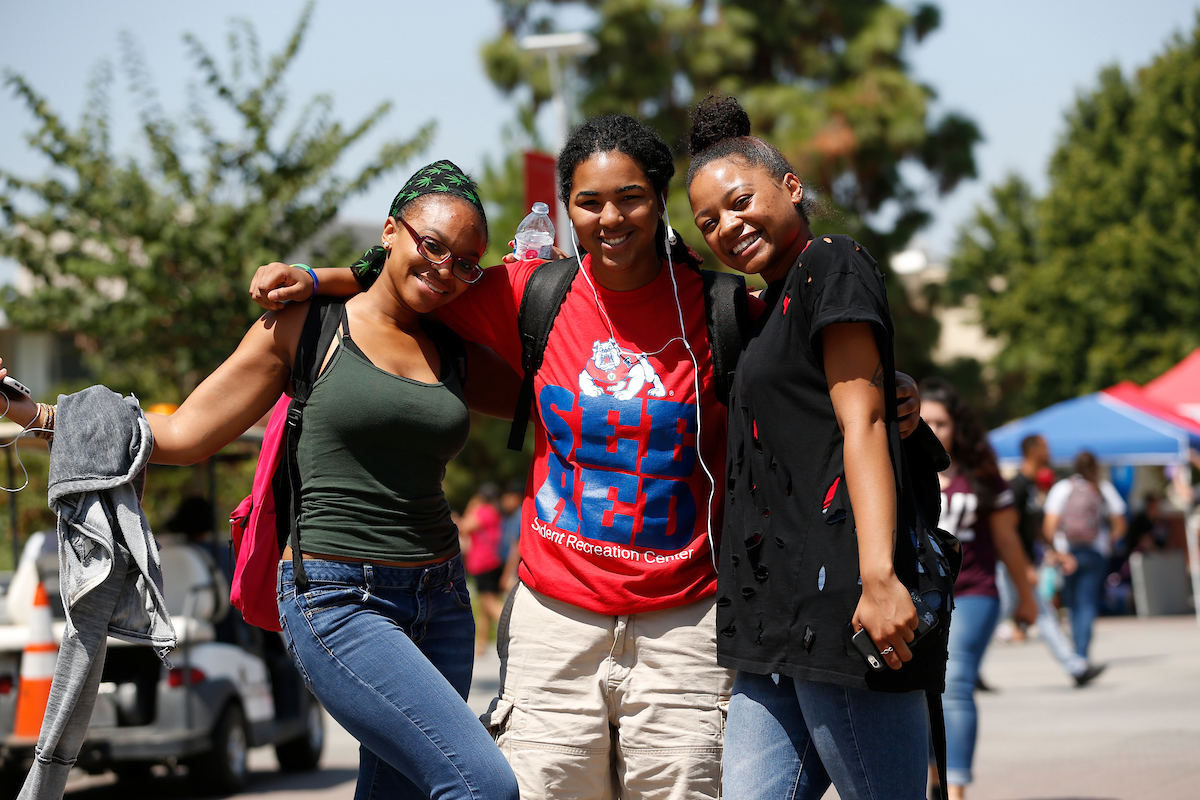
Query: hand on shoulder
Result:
<box><xmin>250</xmin><ymin>262</ymin><xmax>314</xmax><ymax>310</ymax></box>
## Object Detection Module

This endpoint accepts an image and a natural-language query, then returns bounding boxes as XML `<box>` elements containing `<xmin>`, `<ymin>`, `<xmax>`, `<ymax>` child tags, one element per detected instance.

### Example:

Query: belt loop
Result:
<box><xmin>363</xmin><ymin>563</ymin><xmax>374</xmax><ymax>591</ymax></box>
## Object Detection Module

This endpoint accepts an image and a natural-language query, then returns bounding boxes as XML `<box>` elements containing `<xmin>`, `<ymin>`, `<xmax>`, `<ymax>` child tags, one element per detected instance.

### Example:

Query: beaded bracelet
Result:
<box><xmin>292</xmin><ymin>264</ymin><xmax>319</xmax><ymax>299</ymax></box>
<box><xmin>32</xmin><ymin>402</ymin><xmax>55</xmax><ymax>441</ymax></box>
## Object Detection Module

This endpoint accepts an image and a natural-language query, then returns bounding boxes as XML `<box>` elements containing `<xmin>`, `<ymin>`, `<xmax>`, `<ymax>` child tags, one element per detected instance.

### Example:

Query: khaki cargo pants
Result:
<box><xmin>482</xmin><ymin>582</ymin><xmax>733</xmax><ymax>800</ymax></box>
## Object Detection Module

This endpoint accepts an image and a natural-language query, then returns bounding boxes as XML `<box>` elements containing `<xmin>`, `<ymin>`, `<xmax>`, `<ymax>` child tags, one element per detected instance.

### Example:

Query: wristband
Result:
<box><xmin>291</xmin><ymin>264</ymin><xmax>318</xmax><ymax>299</ymax></box>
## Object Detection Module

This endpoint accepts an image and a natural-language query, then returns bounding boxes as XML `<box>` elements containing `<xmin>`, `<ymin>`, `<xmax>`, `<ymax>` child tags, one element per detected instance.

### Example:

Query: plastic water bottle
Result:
<box><xmin>513</xmin><ymin>202</ymin><xmax>556</xmax><ymax>261</ymax></box>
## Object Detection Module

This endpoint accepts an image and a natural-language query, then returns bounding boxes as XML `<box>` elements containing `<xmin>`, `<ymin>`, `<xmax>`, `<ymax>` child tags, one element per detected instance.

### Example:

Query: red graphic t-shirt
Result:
<box><xmin>436</xmin><ymin>255</ymin><xmax>737</xmax><ymax>614</ymax></box>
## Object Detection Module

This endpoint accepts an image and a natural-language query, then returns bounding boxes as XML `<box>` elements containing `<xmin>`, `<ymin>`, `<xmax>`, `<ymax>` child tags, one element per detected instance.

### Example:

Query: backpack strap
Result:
<box><xmin>700</xmin><ymin>270</ymin><xmax>750</xmax><ymax>406</ymax></box>
<box><xmin>282</xmin><ymin>298</ymin><xmax>345</xmax><ymax>591</ymax></box>
<box><xmin>507</xmin><ymin>257</ymin><xmax>580</xmax><ymax>451</ymax></box>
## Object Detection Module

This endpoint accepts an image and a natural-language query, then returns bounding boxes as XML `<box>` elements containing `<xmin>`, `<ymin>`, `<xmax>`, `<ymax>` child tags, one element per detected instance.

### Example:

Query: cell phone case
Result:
<box><xmin>852</xmin><ymin>590</ymin><xmax>941</xmax><ymax>672</ymax></box>
<box><xmin>1</xmin><ymin>376</ymin><xmax>31</xmax><ymax>398</ymax></box>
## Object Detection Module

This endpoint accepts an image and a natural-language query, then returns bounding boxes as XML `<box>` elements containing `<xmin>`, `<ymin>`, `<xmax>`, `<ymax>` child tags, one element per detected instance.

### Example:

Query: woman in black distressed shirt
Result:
<box><xmin>685</xmin><ymin>96</ymin><xmax>936</xmax><ymax>800</ymax></box>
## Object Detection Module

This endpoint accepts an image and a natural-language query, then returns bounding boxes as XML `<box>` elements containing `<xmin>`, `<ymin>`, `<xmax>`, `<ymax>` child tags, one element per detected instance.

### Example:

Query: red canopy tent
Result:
<box><xmin>1102</xmin><ymin>380</ymin><xmax>1200</xmax><ymax>437</ymax></box>
<box><xmin>1101</xmin><ymin>348</ymin><xmax>1200</xmax><ymax>433</ymax></box>
<box><xmin>1142</xmin><ymin>348</ymin><xmax>1200</xmax><ymax>425</ymax></box>
<box><xmin>1100</xmin><ymin>354</ymin><xmax>1200</xmax><ymax>620</ymax></box>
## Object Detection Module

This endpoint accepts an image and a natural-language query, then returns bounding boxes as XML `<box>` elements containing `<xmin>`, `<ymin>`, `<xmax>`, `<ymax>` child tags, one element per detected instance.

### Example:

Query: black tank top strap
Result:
<box><xmin>336</xmin><ymin>304</ymin><xmax>370</xmax><ymax>362</ymax></box>
<box><xmin>335</xmin><ymin>305</ymin><xmax>459</xmax><ymax>383</ymax></box>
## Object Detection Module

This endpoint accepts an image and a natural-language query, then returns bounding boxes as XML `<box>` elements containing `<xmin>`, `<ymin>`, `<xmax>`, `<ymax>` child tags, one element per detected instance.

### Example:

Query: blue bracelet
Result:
<box><xmin>291</xmin><ymin>264</ymin><xmax>318</xmax><ymax>298</ymax></box>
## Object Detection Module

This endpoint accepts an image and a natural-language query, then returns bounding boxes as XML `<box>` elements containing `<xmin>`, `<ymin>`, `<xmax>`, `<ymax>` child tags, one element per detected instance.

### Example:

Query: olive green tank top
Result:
<box><xmin>296</xmin><ymin>313</ymin><xmax>470</xmax><ymax>562</ymax></box>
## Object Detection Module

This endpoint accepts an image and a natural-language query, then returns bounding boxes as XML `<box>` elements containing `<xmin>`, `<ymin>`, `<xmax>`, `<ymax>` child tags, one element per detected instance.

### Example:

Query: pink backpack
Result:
<box><xmin>229</xmin><ymin>394</ymin><xmax>292</xmax><ymax>630</ymax></box>
<box><xmin>227</xmin><ymin>300</ymin><xmax>344</xmax><ymax>631</ymax></box>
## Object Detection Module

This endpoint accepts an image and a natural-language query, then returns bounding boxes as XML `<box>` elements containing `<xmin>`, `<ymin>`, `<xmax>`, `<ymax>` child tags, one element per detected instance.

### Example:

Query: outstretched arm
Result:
<box><xmin>146</xmin><ymin>306</ymin><xmax>306</xmax><ymax>465</ymax></box>
<box><xmin>249</xmin><ymin>263</ymin><xmax>360</xmax><ymax>310</ymax></box>
<box><xmin>0</xmin><ymin>307</ymin><xmax>305</xmax><ymax>466</ymax></box>
<box><xmin>824</xmin><ymin>321</ymin><xmax>917</xmax><ymax>671</ymax></box>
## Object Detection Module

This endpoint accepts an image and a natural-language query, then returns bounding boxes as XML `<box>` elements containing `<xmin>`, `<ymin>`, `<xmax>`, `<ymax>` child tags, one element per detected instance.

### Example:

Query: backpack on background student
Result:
<box><xmin>1060</xmin><ymin>477</ymin><xmax>1105</xmax><ymax>546</ymax></box>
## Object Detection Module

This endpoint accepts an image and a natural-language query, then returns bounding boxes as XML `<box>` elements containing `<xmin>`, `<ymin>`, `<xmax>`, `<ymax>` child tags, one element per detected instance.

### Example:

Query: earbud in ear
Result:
<box><xmin>661</xmin><ymin>195</ymin><xmax>678</xmax><ymax>246</ymax></box>
<box><xmin>569</xmin><ymin>220</ymin><xmax>582</xmax><ymax>259</ymax></box>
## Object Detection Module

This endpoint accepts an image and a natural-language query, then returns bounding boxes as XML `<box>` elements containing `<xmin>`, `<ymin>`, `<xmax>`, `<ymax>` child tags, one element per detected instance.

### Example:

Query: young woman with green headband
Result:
<box><xmin>1</xmin><ymin>161</ymin><xmax>521</xmax><ymax>800</ymax></box>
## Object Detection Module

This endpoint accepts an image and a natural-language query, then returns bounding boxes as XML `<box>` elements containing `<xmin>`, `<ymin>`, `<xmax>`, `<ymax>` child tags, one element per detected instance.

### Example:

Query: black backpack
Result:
<box><xmin>506</xmin><ymin>257</ymin><xmax>751</xmax><ymax>450</ymax></box>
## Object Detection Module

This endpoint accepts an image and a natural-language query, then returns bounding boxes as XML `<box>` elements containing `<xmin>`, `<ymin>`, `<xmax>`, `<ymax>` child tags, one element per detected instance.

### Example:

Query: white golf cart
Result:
<box><xmin>0</xmin><ymin>531</ymin><xmax>323</xmax><ymax>796</ymax></box>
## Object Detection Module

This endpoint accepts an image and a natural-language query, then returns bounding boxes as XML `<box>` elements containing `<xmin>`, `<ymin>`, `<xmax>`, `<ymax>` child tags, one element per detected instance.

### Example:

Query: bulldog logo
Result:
<box><xmin>579</xmin><ymin>339</ymin><xmax>666</xmax><ymax>401</ymax></box>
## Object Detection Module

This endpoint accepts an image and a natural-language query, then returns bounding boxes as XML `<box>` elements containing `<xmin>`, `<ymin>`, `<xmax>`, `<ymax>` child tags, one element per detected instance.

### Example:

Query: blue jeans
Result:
<box><xmin>278</xmin><ymin>556</ymin><xmax>518</xmax><ymax>800</ymax></box>
<box><xmin>942</xmin><ymin>593</ymin><xmax>1000</xmax><ymax>786</ymax></box>
<box><xmin>723</xmin><ymin>671</ymin><xmax>928</xmax><ymax>800</ymax></box>
<box><xmin>1062</xmin><ymin>547</ymin><xmax>1107</xmax><ymax>659</ymax></box>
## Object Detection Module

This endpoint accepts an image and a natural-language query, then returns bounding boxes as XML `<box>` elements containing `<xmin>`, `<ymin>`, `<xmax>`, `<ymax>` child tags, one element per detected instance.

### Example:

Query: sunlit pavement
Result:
<box><xmin>63</xmin><ymin>616</ymin><xmax>1200</xmax><ymax>799</ymax></box>
<box><xmin>827</xmin><ymin>615</ymin><xmax>1200</xmax><ymax>800</ymax></box>
<box><xmin>59</xmin><ymin>646</ymin><xmax>503</xmax><ymax>799</ymax></box>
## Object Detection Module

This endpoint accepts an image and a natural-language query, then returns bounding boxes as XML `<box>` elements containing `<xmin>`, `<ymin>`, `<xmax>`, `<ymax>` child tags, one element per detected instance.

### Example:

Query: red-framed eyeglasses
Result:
<box><xmin>396</xmin><ymin>217</ymin><xmax>484</xmax><ymax>284</ymax></box>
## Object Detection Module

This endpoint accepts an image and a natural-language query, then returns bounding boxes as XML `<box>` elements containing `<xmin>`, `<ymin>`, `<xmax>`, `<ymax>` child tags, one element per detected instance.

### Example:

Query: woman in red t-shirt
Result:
<box><xmin>920</xmin><ymin>378</ymin><xmax>1037</xmax><ymax>800</ymax></box>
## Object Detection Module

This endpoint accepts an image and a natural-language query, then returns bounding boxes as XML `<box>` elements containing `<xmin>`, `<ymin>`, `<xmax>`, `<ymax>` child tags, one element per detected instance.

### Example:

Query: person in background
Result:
<box><xmin>1116</xmin><ymin>492</ymin><xmax>1168</xmax><ymax>568</ymax></box>
<box><xmin>1008</xmin><ymin>436</ymin><xmax>1106</xmax><ymax>686</ymax></box>
<box><xmin>1043</xmin><ymin>450</ymin><xmax>1127</xmax><ymax>662</ymax></box>
<box><xmin>163</xmin><ymin>495</ymin><xmax>225</xmax><ymax>573</ymax></box>
<box><xmin>919</xmin><ymin>378</ymin><xmax>1038</xmax><ymax>800</ymax></box>
<box><xmin>459</xmin><ymin>483</ymin><xmax>505</xmax><ymax>654</ymax></box>
<box><xmin>498</xmin><ymin>481</ymin><xmax>524</xmax><ymax>593</ymax></box>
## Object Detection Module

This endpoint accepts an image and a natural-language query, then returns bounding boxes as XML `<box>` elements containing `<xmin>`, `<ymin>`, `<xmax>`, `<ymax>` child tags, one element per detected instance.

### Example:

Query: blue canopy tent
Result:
<box><xmin>989</xmin><ymin>393</ymin><xmax>1200</xmax><ymax>468</ymax></box>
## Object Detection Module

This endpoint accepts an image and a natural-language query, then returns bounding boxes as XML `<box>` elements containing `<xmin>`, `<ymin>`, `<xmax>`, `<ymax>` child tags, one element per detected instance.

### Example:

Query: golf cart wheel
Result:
<box><xmin>0</xmin><ymin>765</ymin><xmax>23</xmax><ymax>800</ymax></box>
<box><xmin>191</xmin><ymin>702</ymin><xmax>250</xmax><ymax>793</ymax></box>
<box><xmin>112</xmin><ymin>760</ymin><xmax>154</xmax><ymax>783</ymax></box>
<box><xmin>276</xmin><ymin>699</ymin><xmax>325</xmax><ymax>772</ymax></box>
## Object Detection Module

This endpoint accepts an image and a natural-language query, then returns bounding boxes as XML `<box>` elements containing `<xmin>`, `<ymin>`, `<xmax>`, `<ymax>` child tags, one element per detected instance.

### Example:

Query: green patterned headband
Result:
<box><xmin>388</xmin><ymin>159</ymin><xmax>486</xmax><ymax>222</ymax></box>
<box><xmin>351</xmin><ymin>160</ymin><xmax>487</xmax><ymax>289</ymax></box>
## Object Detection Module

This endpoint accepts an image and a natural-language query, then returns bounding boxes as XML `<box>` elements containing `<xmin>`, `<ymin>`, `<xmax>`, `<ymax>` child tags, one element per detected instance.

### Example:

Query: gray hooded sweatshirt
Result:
<box><xmin>19</xmin><ymin>385</ymin><xmax>176</xmax><ymax>800</ymax></box>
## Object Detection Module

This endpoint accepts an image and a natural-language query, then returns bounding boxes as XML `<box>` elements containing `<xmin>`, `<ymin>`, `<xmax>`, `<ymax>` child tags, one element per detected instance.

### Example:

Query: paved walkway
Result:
<box><xmin>942</xmin><ymin>614</ymin><xmax>1200</xmax><ymax>800</ymax></box>
<box><xmin>63</xmin><ymin>614</ymin><xmax>1200</xmax><ymax>799</ymax></box>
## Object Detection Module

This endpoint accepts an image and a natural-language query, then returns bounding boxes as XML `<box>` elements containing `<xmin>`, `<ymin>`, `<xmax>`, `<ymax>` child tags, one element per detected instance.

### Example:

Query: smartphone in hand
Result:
<box><xmin>1</xmin><ymin>376</ymin><xmax>32</xmax><ymax>400</ymax></box>
<box><xmin>851</xmin><ymin>591</ymin><xmax>940</xmax><ymax>672</ymax></box>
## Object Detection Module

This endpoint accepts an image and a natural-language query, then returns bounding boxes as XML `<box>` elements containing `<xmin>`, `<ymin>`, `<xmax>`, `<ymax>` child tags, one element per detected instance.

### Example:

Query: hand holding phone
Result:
<box><xmin>1</xmin><ymin>376</ymin><xmax>32</xmax><ymax>399</ymax></box>
<box><xmin>851</xmin><ymin>590</ymin><xmax>940</xmax><ymax>672</ymax></box>
<box><xmin>0</xmin><ymin>363</ymin><xmax>39</xmax><ymax>429</ymax></box>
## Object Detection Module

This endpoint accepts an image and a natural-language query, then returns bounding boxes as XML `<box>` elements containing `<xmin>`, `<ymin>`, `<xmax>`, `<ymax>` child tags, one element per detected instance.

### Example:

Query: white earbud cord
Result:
<box><xmin>0</xmin><ymin>393</ymin><xmax>37</xmax><ymax>493</ymax></box>
<box><xmin>570</xmin><ymin>215</ymin><xmax>719</xmax><ymax>575</ymax></box>
<box><xmin>662</xmin><ymin>210</ymin><xmax>720</xmax><ymax>576</ymax></box>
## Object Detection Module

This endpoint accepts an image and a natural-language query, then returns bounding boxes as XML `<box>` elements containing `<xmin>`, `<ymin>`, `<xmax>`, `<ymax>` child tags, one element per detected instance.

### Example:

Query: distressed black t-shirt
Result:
<box><xmin>718</xmin><ymin>234</ymin><xmax>943</xmax><ymax>693</ymax></box>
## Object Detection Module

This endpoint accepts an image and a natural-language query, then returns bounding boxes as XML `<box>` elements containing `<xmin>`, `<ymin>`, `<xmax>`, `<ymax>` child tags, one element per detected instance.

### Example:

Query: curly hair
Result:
<box><xmin>557</xmin><ymin>114</ymin><xmax>674</xmax><ymax>205</ymax></box>
<box><xmin>920</xmin><ymin>377</ymin><xmax>1001</xmax><ymax>504</ymax></box>
<box><xmin>557</xmin><ymin>113</ymin><xmax>701</xmax><ymax>269</ymax></box>
<box><xmin>685</xmin><ymin>95</ymin><xmax>816</xmax><ymax>223</ymax></box>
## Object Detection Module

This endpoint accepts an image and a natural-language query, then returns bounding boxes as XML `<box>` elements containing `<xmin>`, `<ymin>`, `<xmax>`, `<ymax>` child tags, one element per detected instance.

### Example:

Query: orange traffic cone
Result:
<box><xmin>13</xmin><ymin>582</ymin><xmax>57</xmax><ymax>739</ymax></box>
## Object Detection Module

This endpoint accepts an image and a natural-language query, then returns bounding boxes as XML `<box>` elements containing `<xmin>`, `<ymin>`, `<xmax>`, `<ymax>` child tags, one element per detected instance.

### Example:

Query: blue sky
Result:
<box><xmin>1</xmin><ymin>0</ymin><xmax>1197</xmax><ymax>273</ymax></box>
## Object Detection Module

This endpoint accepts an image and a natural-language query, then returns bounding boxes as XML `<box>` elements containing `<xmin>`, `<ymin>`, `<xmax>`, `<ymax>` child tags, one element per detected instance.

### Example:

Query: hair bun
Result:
<box><xmin>688</xmin><ymin>95</ymin><xmax>752</xmax><ymax>156</ymax></box>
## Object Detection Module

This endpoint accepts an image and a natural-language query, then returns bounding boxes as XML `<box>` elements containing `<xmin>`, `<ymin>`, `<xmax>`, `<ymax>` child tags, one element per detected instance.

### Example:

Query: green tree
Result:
<box><xmin>947</xmin><ymin>18</ymin><xmax>1200</xmax><ymax>416</ymax></box>
<box><xmin>480</xmin><ymin>0</ymin><xmax>980</xmax><ymax>371</ymax></box>
<box><xmin>0</xmin><ymin>3</ymin><xmax>432</xmax><ymax>401</ymax></box>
